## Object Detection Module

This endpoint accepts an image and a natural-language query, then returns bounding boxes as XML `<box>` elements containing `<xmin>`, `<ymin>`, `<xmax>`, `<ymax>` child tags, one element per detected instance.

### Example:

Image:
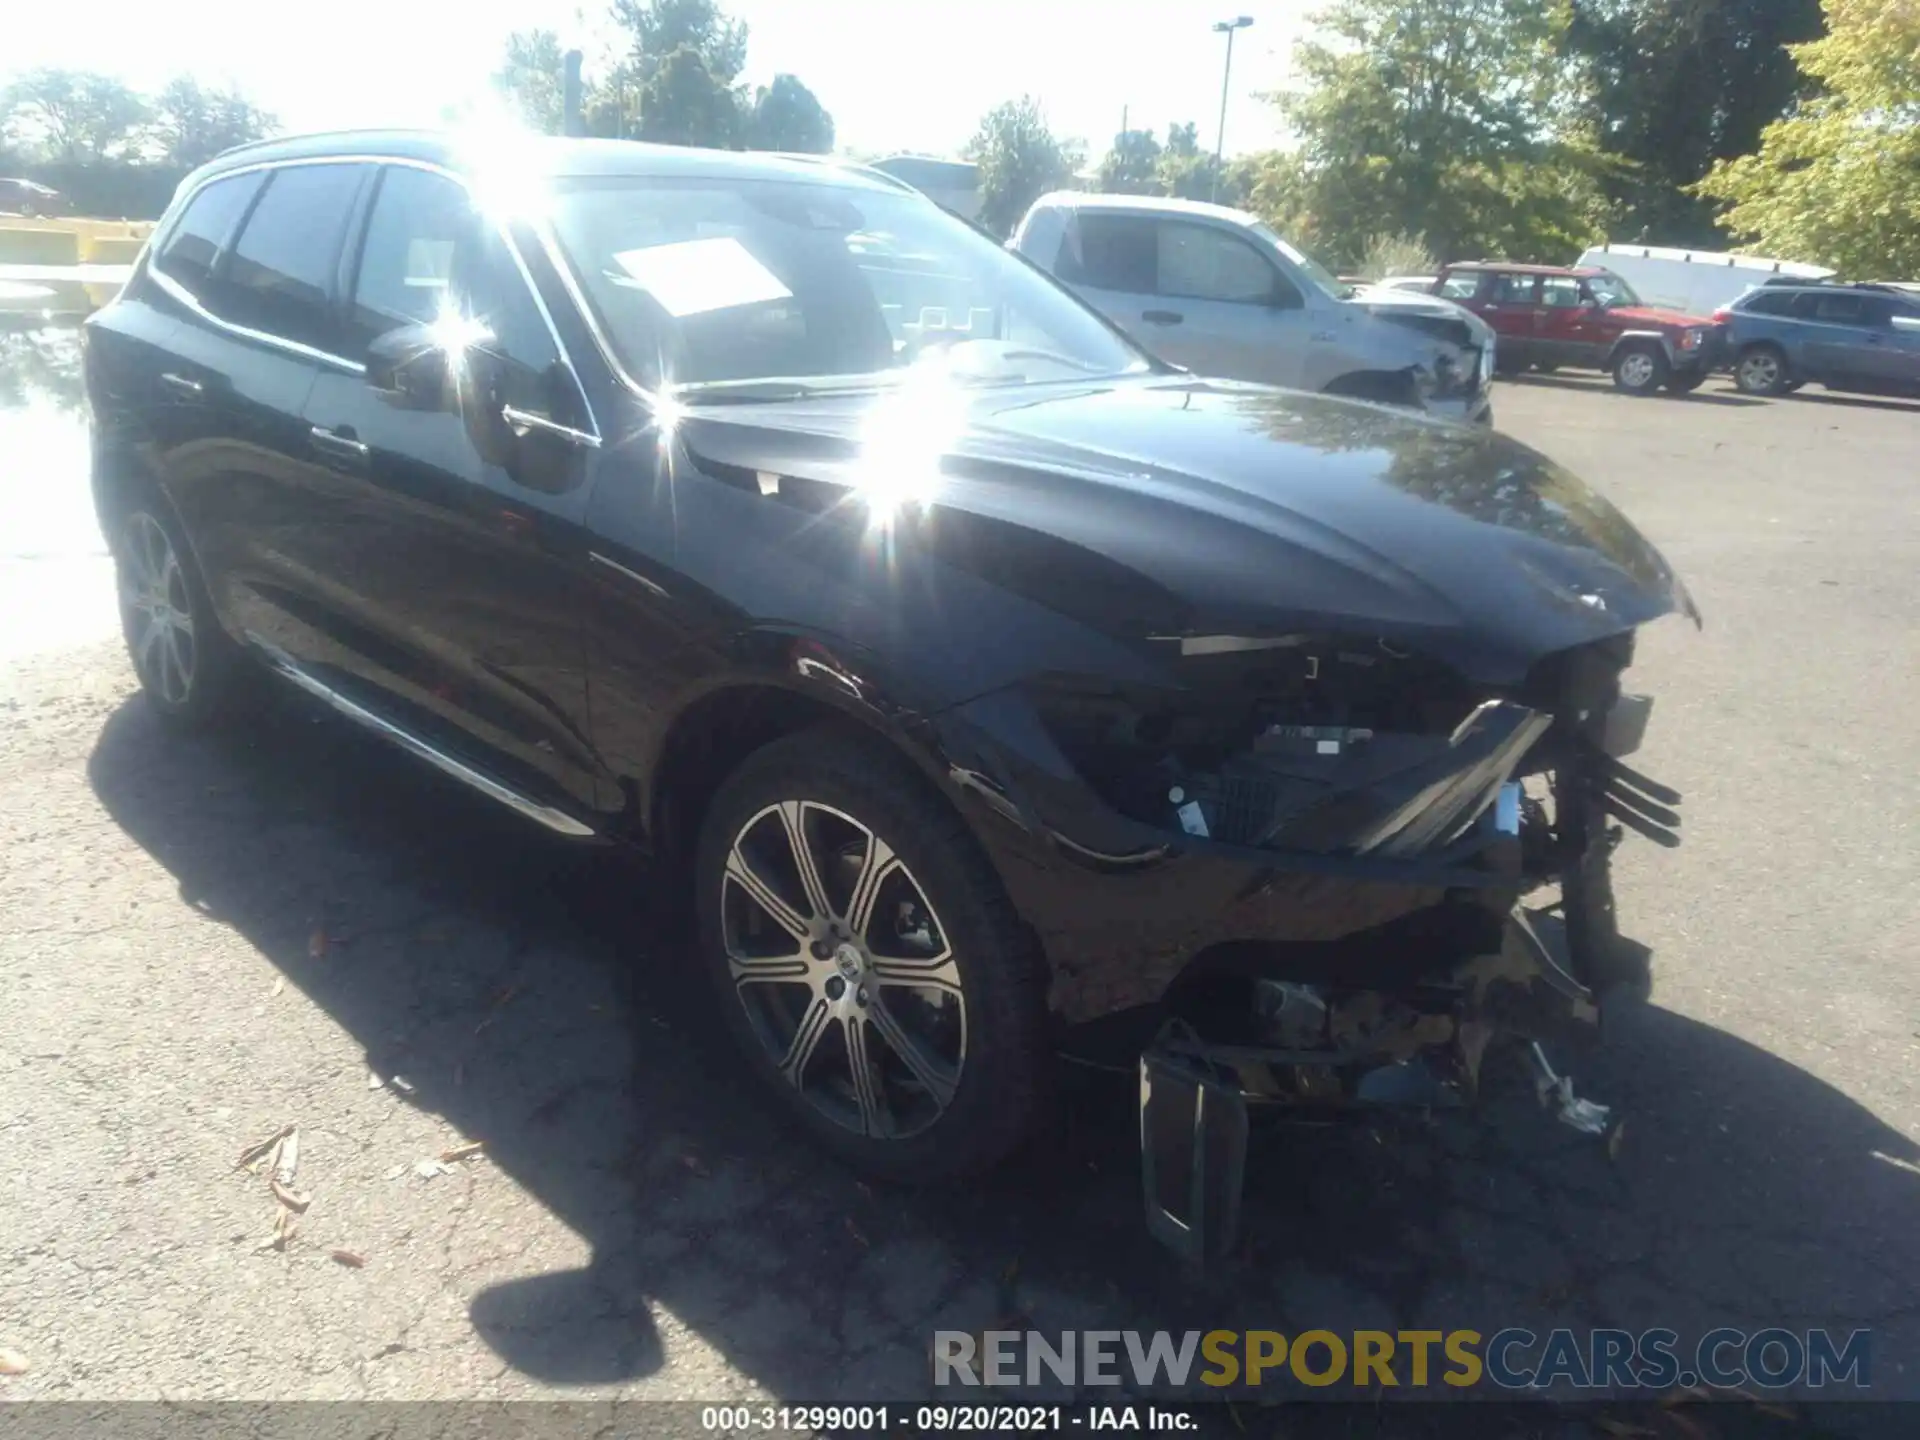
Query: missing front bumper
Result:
<box><xmin>1137</xmin><ymin>903</ymin><xmax>1628</xmax><ymax>1263</ymax></box>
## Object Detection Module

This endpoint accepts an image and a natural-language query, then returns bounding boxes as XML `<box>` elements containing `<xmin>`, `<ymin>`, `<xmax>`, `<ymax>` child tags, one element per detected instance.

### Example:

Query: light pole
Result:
<box><xmin>1210</xmin><ymin>15</ymin><xmax>1254</xmax><ymax>203</ymax></box>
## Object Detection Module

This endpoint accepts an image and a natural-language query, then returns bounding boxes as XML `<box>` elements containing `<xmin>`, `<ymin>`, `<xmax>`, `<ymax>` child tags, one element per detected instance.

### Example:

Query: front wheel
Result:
<box><xmin>695</xmin><ymin>730</ymin><xmax>1051</xmax><ymax>1182</ymax></box>
<box><xmin>1735</xmin><ymin>345</ymin><xmax>1791</xmax><ymax>397</ymax></box>
<box><xmin>1611</xmin><ymin>344</ymin><xmax>1669</xmax><ymax>396</ymax></box>
<box><xmin>114</xmin><ymin>502</ymin><xmax>246</xmax><ymax>726</ymax></box>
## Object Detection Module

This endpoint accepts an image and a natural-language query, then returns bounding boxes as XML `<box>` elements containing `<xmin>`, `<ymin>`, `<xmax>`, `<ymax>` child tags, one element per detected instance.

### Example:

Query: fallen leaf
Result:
<box><xmin>329</xmin><ymin>1249</ymin><xmax>367</xmax><ymax>1269</ymax></box>
<box><xmin>680</xmin><ymin>1153</ymin><xmax>710</xmax><ymax>1179</ymax></box>
<box><xmin>274</xmin><ymin>1130</ymin><xmax>300</xmax><ymax>1186</ymax></box>
<box><xmin>439</xmin><ymin>1141</ymin><xmax>485</xmax><ymax>1164</ymax></box>
<box><xmin>474</xmin><ymin>983</ymin><xmax>520</xmax><ymax>1035</ymax></box>
<box><xmin>270</xmin><ymin>976</ymin><xmax>285</xmax><ymax>998</ymax></box>
<box><xmin>236</xmin><ymin>1124</ymin><xmax>294</xmax><ymax>1172</ymax></box>
<box><xmin>257</xmin><ymin>1207</ymin><xmax>299</xmax><ymax>1252</ymax></box>
<box><xmin>845</xmin><ymin>1217</ymin><xmax>869</xmax><ymax>1248</ymax></box>
<box><xmin>270</xmin><ymin>1179</ymin><xmax>312</xmax><ymax>1213</ymax></box>
<box><xmin>308</xmin><ymin>929</ymin><xmax>329</xmax><ymax>959</ymax></box>
<box><xmin>0</xmin><ymin>1348</ymin><xmax>29</xmax><ymax>1376</ymax></box>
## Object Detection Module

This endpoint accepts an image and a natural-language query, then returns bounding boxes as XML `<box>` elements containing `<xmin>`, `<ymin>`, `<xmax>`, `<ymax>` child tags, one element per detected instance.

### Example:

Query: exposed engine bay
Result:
<box><xmin>1023</xmin><ymin>632</ymin><xmax>1683</xmax><ymax>1262</ymax></box>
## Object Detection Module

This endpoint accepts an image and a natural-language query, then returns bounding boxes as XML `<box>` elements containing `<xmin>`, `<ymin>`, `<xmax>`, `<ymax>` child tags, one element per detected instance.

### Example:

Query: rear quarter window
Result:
<box><xmin>1737</xmin><ymin>291</ymin><xmax>1798</xmax><ymax>317</ymax></box>
<box><xmin>152</xmin><ymin>171</ymin><xmax>264</xmax><ymax>293</ymax></box>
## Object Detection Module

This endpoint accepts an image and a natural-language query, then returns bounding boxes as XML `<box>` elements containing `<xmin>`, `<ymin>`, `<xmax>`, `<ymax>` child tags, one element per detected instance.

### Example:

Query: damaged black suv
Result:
<box><xmin>87</xmin><ymin>133</ymin><xmax>1694</xmax><ymax>1199</ymax></box>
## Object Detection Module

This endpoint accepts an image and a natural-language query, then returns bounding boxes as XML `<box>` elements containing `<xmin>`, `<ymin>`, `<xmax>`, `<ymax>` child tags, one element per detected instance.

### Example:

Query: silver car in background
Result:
<box><xmin>1010</xmin><ymin>193</ymin><xmax>1495</xmax><ymax>423</ymax></box>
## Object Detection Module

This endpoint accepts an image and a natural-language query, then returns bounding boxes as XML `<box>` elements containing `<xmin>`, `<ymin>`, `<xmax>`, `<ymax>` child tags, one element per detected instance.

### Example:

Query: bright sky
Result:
<box><xmin>5</xmin><ymin>0</ymin><xmax>1306</xmax><ymax>161</ymax></box>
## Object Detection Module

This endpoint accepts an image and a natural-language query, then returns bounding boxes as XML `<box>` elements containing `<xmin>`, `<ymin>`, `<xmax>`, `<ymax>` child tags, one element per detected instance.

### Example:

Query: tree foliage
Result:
<box><xmin>747</xmin><ymin>74</ymin><xmax>833</xmax><ymax>152</ymax></box>
<box><xmin>494</xmin><ymin>29</ymin><xmax>570</xmax><ymax>134</ymax></box>
<box><xmin>1096</xmin><ymin>128</ymin><xmax>1162</xmax><ymax>193</ymax></box>
<box><xmin>1265</xmin><ymin>0</ymin><xmax>1612</xmax><ymax>266</ymax></box>
<box><xmin>1</xmin><ymin>69</ymin><xmax>152</xmax><ymax>164</ymax></box>
<box><xmin>1568</xmin><ymin>0</ymin><xmax>1824</xmax><ymax>244</ymax></box>
<box><xmin>966</xmin><ymin>97</ymin><xmax>1079</xmax><ymax>237</ymax></box>
<box><xmin>490</xmin><ymin>0</ymin><xmax>834</xmax><ymax>152</ymax></box>
<box><xmin>1695</xmin><ymin>0</ymin><xmax>1920</xmax><ymax>275</ymax></box>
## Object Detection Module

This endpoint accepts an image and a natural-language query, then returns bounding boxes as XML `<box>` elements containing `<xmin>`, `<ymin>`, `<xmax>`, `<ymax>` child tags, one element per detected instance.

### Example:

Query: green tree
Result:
<box><xmin>1096</xmin><ymin>127</ymin><xmax>1162</xmax><ymax>193</ymax></box>
<box><xmin>1696</xmin><ymin>0</ymin><xmax>1920</xmax><ymax>275</ymax></box>
<box><xmin>149</xmin><ymin>77</ymin><xmax>275</xmax><ymax>167</ymax></box>
<box><xmin>1273</xmin><ymin>0</ymin><xmax>1611</xmax><ymax>266</ymax></box>
<box><xmin>746</xmin><ymin>73</ymin><xmax>834</xmax><ymax>152</ymax></box>
<box><xmin>1155</xmin><ymin>120</ymin><xmax>1229</xmax><ymax>202</ymax></box>
<box><xmin>607</xmin><ymin>0</ymin><xmax>750</xmax><ymax>147</ymax></box>
<box><xmin>493</xmin><ymin>29</ymin><xmax>570</xmax><ymax>134</ymax></box>
<box><xmin>0</xmin><ymin>69</ymin><xmax>151</xmax><ymax>164</ymax></box>
<box><xmin>965</xmin><ymin>97</ymin><xmax>1077</xmax><ymax>237</ymax></box>
<box><xmin>1568</xmin><ymin>0</ymin><xmax>1825</xmax><ymax>244</ymax></box>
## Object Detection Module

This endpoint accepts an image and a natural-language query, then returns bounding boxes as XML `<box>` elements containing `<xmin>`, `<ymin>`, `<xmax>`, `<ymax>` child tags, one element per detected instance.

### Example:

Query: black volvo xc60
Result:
<box><xmin>85</xmin><ymin>132</ymin><xmax>1694</xmax><ymax>1184</ymax></box>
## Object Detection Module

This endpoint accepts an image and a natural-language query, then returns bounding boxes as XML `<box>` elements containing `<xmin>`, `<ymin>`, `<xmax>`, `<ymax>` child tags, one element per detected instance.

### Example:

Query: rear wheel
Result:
<box><xmin>695</xmin><ymin>730</ymin><xmax>1051</xmax><ymax>1182</ymax></box>
<box><xmin>1611</xmin><ymin>343</ymin><xmax>1668</xmax><ymax>396</ymax></box>
<box><xmin>1735</xmin><ymin>344</ymin><xmax>1791</xmax><ymax>397</ymax></box>
<box><xmin>114</xmin><ymin>503</ymin><xmax>246</xmax><ymax>727</ymax></box>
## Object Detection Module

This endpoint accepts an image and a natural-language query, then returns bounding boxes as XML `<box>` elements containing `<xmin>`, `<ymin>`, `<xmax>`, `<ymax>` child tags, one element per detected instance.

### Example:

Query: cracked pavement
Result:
<box><xmin>2</xmin><ymin>344</ymin><xmax>1917</xmax><ymax>1431</ymax></box>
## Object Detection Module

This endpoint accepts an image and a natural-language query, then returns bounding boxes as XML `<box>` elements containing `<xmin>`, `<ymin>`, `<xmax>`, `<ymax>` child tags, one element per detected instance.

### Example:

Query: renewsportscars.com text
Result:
<box><xmin>932</xmin><ymin>1327</ymin><xmax>1871</xmax><ymax>1392</ymax></box>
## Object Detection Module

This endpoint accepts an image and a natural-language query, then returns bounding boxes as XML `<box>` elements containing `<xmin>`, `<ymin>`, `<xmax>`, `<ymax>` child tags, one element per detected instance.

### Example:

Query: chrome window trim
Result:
<box><xmin>150</xmin><ymin>153</ymin><xmax>601</xmax><ymax>441</ymax></box>
<box><xmin>502</xmin><ymin>405</ymin><xmax>601</xmax><ymax>448</ymax></box>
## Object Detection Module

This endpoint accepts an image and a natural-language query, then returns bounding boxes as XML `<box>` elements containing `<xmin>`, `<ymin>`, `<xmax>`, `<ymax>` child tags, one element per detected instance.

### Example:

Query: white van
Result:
<box><xmin>1576</xmin><ymin>243</ymin><xmax>1833</xmax><ymax>317</ymax></box>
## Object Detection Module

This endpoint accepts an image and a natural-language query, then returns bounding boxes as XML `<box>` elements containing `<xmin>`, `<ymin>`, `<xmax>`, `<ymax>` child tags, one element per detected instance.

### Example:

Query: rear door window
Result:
<box><xmin>1071</xmin><ymin>214</ymin><xmax>1158</xmax><ymax>294</ymax></box>
<box><xmin>216</xmin><ymin>162</ymin><xmax>370</xmax><ymax>353</ymax></box>
<box><xmin>152</xmin><ymin>171</ymin><xmax>264</xmax><ymax>293</ymax></box>
<box><xmin>1540</xmin><ymin>276</ymin><xmax>1583</xmax><ymax>309</ymax></box>
<box><xmin>1797</xmin><ymin>291</ymin><xmax>1869</xmax><ymax>324</ymax></box>
<box><xmin>1487</xmin><ymin>273</ymin><xmax>1540</xmax><ymax>305</ymax></box>
<box><xmin>1153</xmin><ymin>221</ymin><xmax>1281</xmax><ymax>304</ymax></box>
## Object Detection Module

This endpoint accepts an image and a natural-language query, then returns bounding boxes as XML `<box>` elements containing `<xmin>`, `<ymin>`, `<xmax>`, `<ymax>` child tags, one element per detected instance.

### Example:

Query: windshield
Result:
<box><xmin>1251</xmin><ymin>223</ymin><xmax>1352</xmax><ymax>299</ymax></box>
<box><xmin>1586</xmin><ymin>272</ymin><xmax>1641</xmax><ymax>308</ymax></box>
<box><xmin>549</xmin><ymin>176</ymin><xmax>1151</xmax><ymax>399</ymax></box>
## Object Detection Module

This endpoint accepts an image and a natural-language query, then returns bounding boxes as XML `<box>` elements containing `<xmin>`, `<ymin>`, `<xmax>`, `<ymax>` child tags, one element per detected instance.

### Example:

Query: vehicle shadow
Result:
<box><xmin>86</xmin><ymin>687</ymin><xmax>1920</xmax><ymax>1420</ymax></box>
<box><xmin>1785</xmin><ymin>389</ymin><xmax>1920</xmax><ymax>415</ymax></box>
<box><xmin>1500</xmin><ymin>373</ymin><xmax>1768</xmax><ymax>408</ymax></box>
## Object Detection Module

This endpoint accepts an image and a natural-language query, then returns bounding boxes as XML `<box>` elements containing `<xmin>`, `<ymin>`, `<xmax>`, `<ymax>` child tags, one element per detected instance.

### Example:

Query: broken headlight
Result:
<box><xmin>1026</xmin><ymin>637</ymin><xmax>1548</xmax><ymax>858</ymax></box>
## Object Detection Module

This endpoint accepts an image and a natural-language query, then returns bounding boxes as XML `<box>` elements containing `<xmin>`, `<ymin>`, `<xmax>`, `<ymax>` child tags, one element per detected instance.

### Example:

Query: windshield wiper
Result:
<box><xmin>673</xmin><ymin>378</ymin><xmax>889</xmax><ymax>406</ymax></box>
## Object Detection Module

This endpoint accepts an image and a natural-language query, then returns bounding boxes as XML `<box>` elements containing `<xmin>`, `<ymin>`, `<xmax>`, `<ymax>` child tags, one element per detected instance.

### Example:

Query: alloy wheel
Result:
<box><xmin>120</xmin><ymin>513</ymin><xmax>196</xmax><ymax>706</ymax></box>
<box><xmin>1739</xmin><ymin>351</ymin><xmax>1781</xmax><ymax>393</ymax></box>
<box><xmin>720</xmin><ymin>800</ymin><xmax>966</xmax><ymax>1140</ymax></box>
<box><xmin>1617</xmin><ymin>352</ymin><xmax>1657</xmax><ymax>391</ymax></box>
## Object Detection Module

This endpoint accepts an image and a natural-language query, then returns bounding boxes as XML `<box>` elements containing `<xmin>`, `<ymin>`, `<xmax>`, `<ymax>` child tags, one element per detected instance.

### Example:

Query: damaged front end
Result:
<box><xmin>939</xmin><ymin>624</ymin><xmax>1682</xmax><ymax>1263</ymax></box>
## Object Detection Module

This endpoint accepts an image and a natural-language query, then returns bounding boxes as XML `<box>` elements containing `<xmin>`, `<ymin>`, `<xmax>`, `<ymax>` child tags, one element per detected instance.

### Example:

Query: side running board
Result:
<box><xmin>253</xmin><ymin>640</ymin><xmax>598</xmax><ymax>839</ymax></box>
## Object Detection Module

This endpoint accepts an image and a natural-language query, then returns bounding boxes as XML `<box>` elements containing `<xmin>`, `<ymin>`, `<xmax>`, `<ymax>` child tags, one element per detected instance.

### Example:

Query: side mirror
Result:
<box><xmin>366</xmin><ymin>323</ymin><xmax>457</xmax><ymax>409</ymax></box>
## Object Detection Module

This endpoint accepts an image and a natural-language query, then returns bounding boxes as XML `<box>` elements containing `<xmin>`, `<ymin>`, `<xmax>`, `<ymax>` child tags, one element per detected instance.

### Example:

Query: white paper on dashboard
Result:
<box><xmin>608</xmin><ymin>236</ymin><xmax>792</xmax><ymax>317</ymax></box>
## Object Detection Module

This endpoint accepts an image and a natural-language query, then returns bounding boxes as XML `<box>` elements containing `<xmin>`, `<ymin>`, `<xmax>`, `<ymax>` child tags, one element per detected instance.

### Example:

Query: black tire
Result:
<box><xmin>1735</xmin><ymin>344</ymin><xmax>1791</xmax><ymax>397</ymax></box>
<box><xmin>694</xmin><ymin>728</ymin><xmax>1051</xmax><ymax>1182</ymax></box>
<box><xmin>112</xmin><ymin>497</ymin><xmax>247</xmax><ymax>727</ymax></box>
<box><xmin>1664</xmin><ymin>370</ymin><xmax>1707</xmax><ymax>394</ymax></box>
<box><xmin>1611</xmin><ymin>343</ymin><xmax>1669</xmax><ymax>396</ymax></box>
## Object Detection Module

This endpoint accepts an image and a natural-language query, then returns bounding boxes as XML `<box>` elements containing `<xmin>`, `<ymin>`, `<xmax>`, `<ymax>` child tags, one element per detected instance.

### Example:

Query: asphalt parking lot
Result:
<box><xmin>2</xmin><ymin>343</ymin><xmax>1917</xmax><ymax>1432</ymax></box>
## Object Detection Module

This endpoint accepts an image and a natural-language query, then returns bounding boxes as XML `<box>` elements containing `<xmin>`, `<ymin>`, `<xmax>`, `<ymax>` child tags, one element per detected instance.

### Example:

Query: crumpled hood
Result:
<box><xmin>1354</xmin><ymin>286</ymin><xmax>1496</xmax><ymax>345</ymax></box>
<box><xmin>673</xmin><ymin>376</ymin><xmax>1698</xmax><ymax>686</ymax></box>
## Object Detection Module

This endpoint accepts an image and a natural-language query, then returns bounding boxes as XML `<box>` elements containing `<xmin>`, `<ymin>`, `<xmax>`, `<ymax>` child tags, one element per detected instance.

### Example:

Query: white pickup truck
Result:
<box><xmin>1010</xmin><ymin>191</ymin><xmax>1496</xmax><ymax>424</ymax></box>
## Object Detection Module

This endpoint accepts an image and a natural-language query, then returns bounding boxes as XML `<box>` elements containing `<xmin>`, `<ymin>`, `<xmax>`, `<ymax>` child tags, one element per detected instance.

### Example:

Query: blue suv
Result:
<box><xmin>1718</xmin><ymin>283</ymin><xmax>1920</xmax><ymax>398</ymax></box>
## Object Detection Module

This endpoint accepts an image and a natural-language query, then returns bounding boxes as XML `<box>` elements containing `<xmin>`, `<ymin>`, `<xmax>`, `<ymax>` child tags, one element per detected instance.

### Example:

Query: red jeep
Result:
<box><xmin>1432</xmin><ymin>262</ymin><xmax>1725</xmax><ymax>396</ymax></box>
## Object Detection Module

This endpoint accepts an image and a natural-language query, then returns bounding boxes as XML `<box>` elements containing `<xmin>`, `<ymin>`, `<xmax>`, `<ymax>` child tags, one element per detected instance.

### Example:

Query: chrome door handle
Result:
<box><xmin>159</xmin><ymin>372</ymin><xmax>203</xmax><ymax>397</ymax></box>
<box><xmin>309</xmin><ymin>425</ymin><xmax>369</xmax><ymax>460</ymax></box>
